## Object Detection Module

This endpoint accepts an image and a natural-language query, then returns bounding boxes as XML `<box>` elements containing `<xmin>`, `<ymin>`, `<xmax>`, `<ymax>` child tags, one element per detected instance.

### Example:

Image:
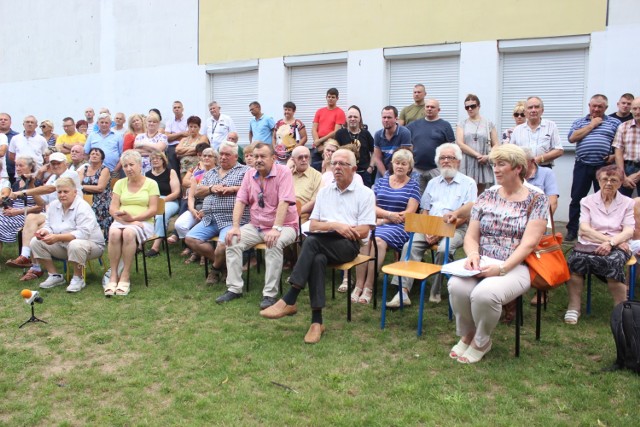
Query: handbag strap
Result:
<box><xmin>525</xmin><ymin>192</ymin><xmax>556</xmax><ymax>235</ymax></box>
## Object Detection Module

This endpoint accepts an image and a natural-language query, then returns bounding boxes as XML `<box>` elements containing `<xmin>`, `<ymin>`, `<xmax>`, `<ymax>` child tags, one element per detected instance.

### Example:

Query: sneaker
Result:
<box><xmin>386</xmin><ymin>290</ymin><xmax>411</xmax><ymax>308</ymax></box>
<box><xmin>260</xmin><ymin>296</ymin><xmax>278</xmax><ymax>310</ymax></box>
<box><xmin>39</xmin><ymin>274</ymin><xmax>66</xmax><ymax>289</ymax></box>
<box><xmin>215</xmin><ymin>290</ymin><xmax>242</xmax><ymax>304</ymax></box>
<box><xmin>66</xmin><ymin>277</ymin><xmax>86</xmax><ymax>293</ymax></box>
<box><xmin>6</xmin><ymin>255</ymin><xmax>32</xmax><ymax>268</ymax></box>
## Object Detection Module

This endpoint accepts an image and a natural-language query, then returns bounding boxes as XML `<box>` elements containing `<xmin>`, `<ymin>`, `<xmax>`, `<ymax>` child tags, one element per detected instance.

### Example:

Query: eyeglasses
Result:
<box><xmin>439</xmin><ymin>155</ymin><xmax>457</xmax><ymax>162</ymax></box>
<box><xmin>513</xmin><ymin>113</ymin><xmax>525</xmax><ymax>118</ymax></box>
<box><xmin>599</xmin><ymin>177</ymin><xmax>620</xmax><ymax>184</ymax></box>
<box><xmin>330</xmin><ymin>161</ymin><xmax>351</xmax><ymax>167</ymax></box>
<box><xmin>258</xmin><ymin>191</ymin><xmax>265</xmax><ymax>208</ymax></box>
<box><xmin>464</xmin><ymin>104</ymin><xmax>478</xmax><ymax>111</ymax></box>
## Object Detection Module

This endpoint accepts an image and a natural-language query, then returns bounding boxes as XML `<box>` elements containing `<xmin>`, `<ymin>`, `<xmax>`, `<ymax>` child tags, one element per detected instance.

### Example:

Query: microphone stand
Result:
<box><xmin>19</xmin><ymin>302</ymin><xmax>47</xmax><ymax>328</ymax></box>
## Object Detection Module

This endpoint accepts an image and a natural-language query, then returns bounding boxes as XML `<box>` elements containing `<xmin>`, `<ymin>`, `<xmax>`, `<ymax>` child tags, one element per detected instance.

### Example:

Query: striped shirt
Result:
<box><xmin>420</xmin><ymin>172</ymin><xmax>477</xmax><ymax>216</ymax></box>
<box><xmin>612</xmin><ymin>119</ymin><xmax>640</xmax><ymax>162</ymax></box>
<box><xmin>201</xmin><ymin>163</ymin><xmax>249</xmax><ymax>229</ymax></box>
<box><xmin>569</xmin><ymin>114</ymin><xmax>621</xmax><ymax>166</ymax></box>
<box><xmin>510</xmin><ymin>119</ymin><xmax>563</xmax><ymax>166</ymax></box>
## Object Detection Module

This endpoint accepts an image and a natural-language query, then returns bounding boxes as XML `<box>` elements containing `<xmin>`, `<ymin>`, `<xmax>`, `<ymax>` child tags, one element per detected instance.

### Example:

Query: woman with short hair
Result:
<box><xmin>78</xmin><ymin>147</ymin><xmax>112</xmax><ymax>237</ymax></box>
<box><xmin>134</xmin><ymin>112</ymin><xmax>168</xmax><ymax>174</ymax></box>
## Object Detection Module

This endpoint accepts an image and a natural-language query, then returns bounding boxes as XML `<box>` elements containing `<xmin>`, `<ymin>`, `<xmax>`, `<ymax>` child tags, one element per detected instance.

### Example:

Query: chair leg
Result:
<box><xmin>417</xmin><ymin>279</ymin><xmax>427</xmax><ymax>337</ymax></box>
<box><xmin>372</xmin><ymin>259</ymin><xmax>378</xmax><ymax>310</ymax></box>
<box><xmin>331</xmin><ymin>269</ymin><xmax>336</xmax><ymax>300</ymax></box>
<box><xmin>629</xmin><ymin>264</ymin><xmax>636</xmax><ymax>301</ymax></box>
<box><xmin>515</xmin><ymin>295</ymin><xmax>522</xmax><ymax>357</ymax></box>
<box><xmin>246</xmin><ymin>250</ymin><xmax>252</xmax><ymax>293</ymax></box>
<box><xmin>164</xmin><ymin>238</ymin><xmax>172</xmax><ymax>277</ymax></box>
<box><xmin>535</xmin><ymin>290</ymin><xmax>542</xmax><ymax>341</ymax></box>
<box><xmin>586</xmin><ymin>273</ymin><xmax>592</xmax><ymax>315</ymax></box>
<box><xmin>380</xmin><ymin>273</ymin><xmax>389</xmax><ymax>330</ymax></box>
<box><xmin>142</xmin><ymin>250</ymin><xmax>149</xmax><ymax>287</ymax></box>
<box><xmin>347</xmin><ymin>269</ymin><xmax>352</xmax><ymax>322</ymax></box>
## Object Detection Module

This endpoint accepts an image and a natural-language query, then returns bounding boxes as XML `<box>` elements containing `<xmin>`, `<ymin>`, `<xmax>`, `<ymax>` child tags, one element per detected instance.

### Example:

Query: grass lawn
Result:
<box><xmin>0</xmin><ymin>242</ymin><xmax>637</xmax><ymax>426</ymax></box>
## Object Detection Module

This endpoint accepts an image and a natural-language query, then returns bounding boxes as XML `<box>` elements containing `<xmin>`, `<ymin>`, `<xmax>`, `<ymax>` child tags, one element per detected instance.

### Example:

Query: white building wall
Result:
<box><xmin>347</xmin><ymin>49</ymin><xmax>387</xmax><ymax>130</ymax></box>
<box><xmin>458</xmin><ymin>41</ymin><xmax>500</xmax><ymax>126</ymax></box>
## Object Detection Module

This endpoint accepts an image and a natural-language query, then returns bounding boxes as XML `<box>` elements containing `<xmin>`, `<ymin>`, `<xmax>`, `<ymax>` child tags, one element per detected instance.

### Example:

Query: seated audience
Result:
<box><xmin>185</xmin><ymin>142</ymin><xmax>248</xmax><ymax>283</ymax></box>
<box><xmin>78</xmin><ymin>147</ymin><xmax>112</xmax><ymax>237</ymax></box>
<box><xmin>68</xmin><ymin>144</ymin><xmax>87</xmax><ymax>171</ymax></box>
<box><xmin>290</xmin><ymin>145</ymin><xmax>322</xmax><ymax>222</ymax></box>
<box><xmin>448</xmin><ymin>145</ymin><xmax>548</xmax><ymax>363</ymax></box>
<box><xmin>105</xmin><ymin>150</ymin><xmax>159</xmax><ymax>296</ymax></box>
<box><xmin>144</xmin><ymin>151</ymin><xmax>180</xmax><ymax>257</ymax></box>
<box><xmin>30</xmin><ymin>177</ymin><xmax>105</xmax><ymax>292</ymax></box>
<box><xmin>260</xmin><ymin>149</ymin><xmax>376</xmax><ymax>344</ymax></box>
<box><xmin>388</xmin><ymin>143</ymin><xmax>477</xmax><ymax>306</ymax></box>
<box><xmin>352</xmin><ymin>149</ymin><xmax>420</xmax><ymax>304</ymax></box>
<box><xmin>564</xmin><ymin>165</ymin><xmax>634</xmax><ymax>325</ymax></box>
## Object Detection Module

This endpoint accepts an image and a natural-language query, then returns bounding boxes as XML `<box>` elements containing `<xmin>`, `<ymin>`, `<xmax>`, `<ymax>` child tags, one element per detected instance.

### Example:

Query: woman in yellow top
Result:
<box><xmin>106</xmin><ymin>150</ymin><xmax>159</xmax><ymax>296</ymax></box>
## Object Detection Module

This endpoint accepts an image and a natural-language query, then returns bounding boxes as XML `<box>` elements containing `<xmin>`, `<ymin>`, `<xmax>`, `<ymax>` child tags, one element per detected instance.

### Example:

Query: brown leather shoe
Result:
<box><xmin>304</xmin><ymin>323</ymin><xmax>325</xmax><ymax>344</ymax></box>
<box><xmin>6</xmin><ymin>255</ymin><xmax>32</xmax><ymax>268</ymax></box>
<box><xmin>260</xmin><ymin>299</ymin><xmax>297</xmax><ymax>319</ymax></box>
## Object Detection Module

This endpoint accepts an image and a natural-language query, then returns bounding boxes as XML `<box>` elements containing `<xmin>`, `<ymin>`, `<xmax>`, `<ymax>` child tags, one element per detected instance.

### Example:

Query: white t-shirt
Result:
<box><xmin>42</xmin><ymin>169</ymin><xmax>83</xmax><ymax>205</ymax></box>
<box><xmin>0</xmin><ymin>133</ymin><xmax>7</xmax><ymax>178</ymax></box>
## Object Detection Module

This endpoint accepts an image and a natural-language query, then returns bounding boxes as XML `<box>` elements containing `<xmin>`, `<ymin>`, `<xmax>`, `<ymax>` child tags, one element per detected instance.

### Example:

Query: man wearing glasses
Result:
<box><xmin>8</xmin><ymin>116</ymin><xmax>48</xmax><ymax>174</ymax></box>
<box><xmin>509</xmin><ymin>96</ymin><xmax>563</xmax><ymax>168</ymax></box>
<box><xmin>216</xmin><ymin>142</ymin><xmax>298</xmax><ymax>309</ymax></box>
<box><xmin>290</xmin><ymin>146</ymin><xmax>322</xmax><ymax>212</ymax></box>
<box><xmin>260</xmin><ymin>149</ymin><xmax>376</xmax><ymax>344</ymax></box>
<box><xmin>406</xmin><ymin>99</ymin><xmax>455</xmax><ymax>194</ymax></box>
<box><xmin>387</xmin><ymin>143</ymin><xmax>476</xmax><ymax>306</ymax></box>
<box><xmin>56</xmin><ymin>117</ymin><xmax>86</xmax><ymax>162</ymax></box>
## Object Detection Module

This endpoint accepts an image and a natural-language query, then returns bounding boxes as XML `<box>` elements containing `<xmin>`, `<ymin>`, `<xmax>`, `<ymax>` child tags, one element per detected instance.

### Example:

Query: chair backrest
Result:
<box><xmin>404</xmin><ymin>213</ymin><xmax>455</xmax><ymax>238</ymax></box>
<box><xmin>156</xmin><ymin>197</ymin><xmax>166</xmax><ymax>215</ymax></box>
<box><xmin>110</xmin><ymin>177</ymin><xmax>119</xmax><ymax>191</ymax></box>
<box><xmin>83</xmin><ymin>194</ymin><xmax>94</xmax><ymax>205</ymax></box>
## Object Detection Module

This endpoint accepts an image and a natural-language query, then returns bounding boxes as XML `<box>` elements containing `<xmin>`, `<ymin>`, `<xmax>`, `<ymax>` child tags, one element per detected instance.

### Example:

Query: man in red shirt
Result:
<box><xmin>311</xmin><ymin>88</ymin><xmax>346</xmax><ymax>171</ymax></box>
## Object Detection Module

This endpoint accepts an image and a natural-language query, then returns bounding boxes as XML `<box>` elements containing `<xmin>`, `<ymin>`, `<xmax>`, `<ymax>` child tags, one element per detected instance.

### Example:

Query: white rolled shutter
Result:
<box><xmin>209</xmin><ymin>70</ymin><xmax>259</xmax><ymax>145</ymax></box>
<box><xmin>288</xmin><ymin>63</ymin><xmax>348</xmax><ymax>143</ymax></box>
<box><xmin>499</xmin><ymin>49</ymin><xmax>588</xmax><ymax>146</ymax></box>
<box><xmin>388</xmin><ymin>56</ymin><xmax>460</xmax><ymax>125</ymax></box>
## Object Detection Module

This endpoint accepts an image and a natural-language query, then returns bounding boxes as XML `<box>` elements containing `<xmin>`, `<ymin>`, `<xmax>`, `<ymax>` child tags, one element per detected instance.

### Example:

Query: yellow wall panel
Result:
<box><xmin>199</xmin><ymin>0</ymin><xmax>606</xmax><ymax>64</ymax></box>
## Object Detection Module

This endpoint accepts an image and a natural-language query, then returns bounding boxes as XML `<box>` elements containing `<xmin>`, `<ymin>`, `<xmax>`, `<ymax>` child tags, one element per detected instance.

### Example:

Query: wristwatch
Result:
<box><xmin>609</xmin><ymin>240</ymin><xmax>616</xmax><ymax>247</ymax></box>
<box><xmin>499</xmin><ymin>264</ymin><xmax>507</xmax><ymax>276</ymax></box>
<box><xmin>274</xmin><ymin>226</ymin><xmax>283</xmax><ymax>232</ymax></box>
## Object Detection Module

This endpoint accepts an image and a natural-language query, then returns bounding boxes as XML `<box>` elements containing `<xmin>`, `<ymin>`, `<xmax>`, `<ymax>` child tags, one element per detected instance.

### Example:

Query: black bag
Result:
<box><xmin>610</xmin><ymin>301</ymin><xmax>640</xmax><ymax>373</ymax></box>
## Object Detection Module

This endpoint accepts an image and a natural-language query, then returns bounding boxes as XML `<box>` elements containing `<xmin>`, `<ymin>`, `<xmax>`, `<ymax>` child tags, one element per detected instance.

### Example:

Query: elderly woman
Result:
<box><xmin>0</xmin><ymin>156</ymin><xmax>43</xmax><ymax>253</ymax></box>
<box><xmin>134</xmin><ymin>112</ymin><xmax>168</xmax><ymax>174</ymax></box>
<box><xmin>144</xmin><ymin>151</ymin><xmax>180</xmax><ymax>257</ymax></box>
<box><xmin>106</xmin><ymin>150</ymin><xmax>159</xmax><ymax>296</ymax></box>
<box><xmin>501</xmin><ymin>102</ymin><xmax>526</xmax><ymax>144</ymax></box>
<box><xmin>78</xmin><ymin>147</ymin><xmax>112</xmax><ymax>237</ymax></box>
<box><xmin>75</xmin><ymin>120</ymin><xmax>89</xmax><ymax>137</ymax></box>
<box><xmin>39</xmin><ymin>120</ymin><xmax>58</xmax><ymax>148</ymax></box>
<box><xmin>448</xmin><ymin>144</ymin><xmax>548</xmax><ymax>364</ymax></box>
<box><xmin>352</xmin><ymin>149</ymin><xmax>421</xmax><ymax>304</ymax></box>
<box><xmin>171</xmin><ymin>146</ymin><xmax>217</xmax><ymax>254</ymax></box>
<box><xmin>273</xmin><ymin>101</ymin><xmax>308</xmax><ymax>164</ymax></box>
<box><xmin>175</xmin><ymin>116</ymin><xmax>209</xmax><ymax>178</ymax></box>
<box><xmin>564</xmin><ymin>165</ymin><xmax>635</xmax><ymax>325</ymax></box>
<box><xmin>123</xmin><ymin>113</ymin><xmax>146</xmax><ymax>152</ymax></box>
<box><xmin>456</xmin><ymin>94</ymin><xmax>498</xmax><ymax>195</ymax></box>
<box><xmin>29</xmin><ymin>177</ymin><xmax>105</xmax><ymax>292</ymax></box>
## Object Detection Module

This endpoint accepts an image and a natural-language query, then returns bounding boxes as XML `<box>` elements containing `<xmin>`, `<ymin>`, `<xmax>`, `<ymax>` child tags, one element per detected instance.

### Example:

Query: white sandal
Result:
<box><xmin>449</xmin><ymin>340</ymin><xmax>469</xmax><ymax>359</ymax></box>
<box><xmin>564</xmin><ymin>309</ymin><xmax>580</xmax><ymax>325</ymax></box>
<box><xmin>337</xmin><ymin>277</ymin><xmax>349</xmax><ymax>293</ymax></box>
<box><xmin>458</xmin><ymin>341</ymin><xmax>492</xmax><ymax>364</ymax></box>
<box><xmin>358</xmin><ymin>288</ymin><xmax>373</xmax><ymax>305</ymax></box>
<box><xmin>351</xmin><ymin>287</ymin><xmax>363</xmax><ymax>303</ymax></box>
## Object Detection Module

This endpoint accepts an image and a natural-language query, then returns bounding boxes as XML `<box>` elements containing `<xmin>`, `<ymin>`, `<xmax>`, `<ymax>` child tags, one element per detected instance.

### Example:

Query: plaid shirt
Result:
<box><xmin>201</xmin><ymin>163</ymin><xmax>249</xmax><ymax>228</ymax></box>
<box><xmin>612</xmin><ymin>119</ymin><xmax>640</xmax><ymax>162</ymax></box>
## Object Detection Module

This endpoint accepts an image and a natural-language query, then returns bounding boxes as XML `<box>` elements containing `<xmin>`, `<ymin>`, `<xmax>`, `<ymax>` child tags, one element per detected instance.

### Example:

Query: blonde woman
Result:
<box><xmin>501</xmin><ymin>101</ymin><xmax>526</xmax><ymax>144</ymax></box>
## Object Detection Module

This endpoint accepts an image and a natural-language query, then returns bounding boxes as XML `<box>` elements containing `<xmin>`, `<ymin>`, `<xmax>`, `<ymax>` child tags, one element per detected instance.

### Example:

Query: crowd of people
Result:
<box><xmin>1</xmin><ymin>85</ymin><xmax>639</xmax><ymax>362</ymax></box>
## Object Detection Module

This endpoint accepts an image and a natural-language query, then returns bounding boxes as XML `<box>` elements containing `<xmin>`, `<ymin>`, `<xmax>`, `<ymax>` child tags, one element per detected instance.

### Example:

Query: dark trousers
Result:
<box><xmin>567</xmin><ymin>160</ymin><xmax>602</xmax><ymax>233</ymax></box>
<box><xmin>357</xmin><ymin>170</ymin><xmax>372</xmax><ymax>188</ymax></box>
<box><xmin>166</xmin><ymin>145</ymin><xmax>180</xmax><ymax>178</ymax></box>
<box><xmin>311</xmin><ymin>149</ymin><xmax>323</xmax><ymax>172</ymax></box>
<box><xmin>289</xmin><ymin>234</ymin><xmax>360</xmax><ymax>309</ymax></box>
<box><xmin>620</xmin><ymin>162</ymin><xmax>640</xmax><ymax>197</ymax></box>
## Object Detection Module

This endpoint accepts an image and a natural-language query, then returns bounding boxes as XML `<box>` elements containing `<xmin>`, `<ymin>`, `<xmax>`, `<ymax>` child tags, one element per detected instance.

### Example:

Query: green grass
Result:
<box><xmin>0</xmin><ymin>242</ymin><xmax>636</xmax><ymax>426</ymax></box>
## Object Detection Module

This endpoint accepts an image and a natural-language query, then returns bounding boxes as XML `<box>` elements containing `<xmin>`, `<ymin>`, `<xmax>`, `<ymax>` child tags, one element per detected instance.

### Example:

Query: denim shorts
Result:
<box><xmin>186</xmin><ymin>221</ymin><xmax>231</xmax><ymax>243</ymax></box>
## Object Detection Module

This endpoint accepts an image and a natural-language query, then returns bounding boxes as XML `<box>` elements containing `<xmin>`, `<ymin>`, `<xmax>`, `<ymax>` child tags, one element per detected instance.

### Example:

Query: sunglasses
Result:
<box><xmin>464</xmin><ymin>104</ymin><xmax>478</xmax><ymax>111</ymax></box>
<box><xmin>513</xmin><ymin>113</ymin><xmax>525</xmax><ymax>118</ymax></box>
<box><xmin>258</xmin><ymin>191</ymin><xmax>265</xmax><ymax>208</ymax></box>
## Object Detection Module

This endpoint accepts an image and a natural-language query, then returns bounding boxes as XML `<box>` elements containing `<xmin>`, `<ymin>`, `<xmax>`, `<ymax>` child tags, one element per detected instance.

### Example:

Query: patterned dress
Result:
<box><xmin>81</xmin><ymin>164</ymin><xmax>112</xmax><ymax>238</ymax></box>
<box><xmin>374</xmin><ymin>176</ymin><xmax>421</xmax><ymax>251</ymax></box>
<box><xmin>458</xmin><ymin>117</ymin><xmax>496</xmax><ymax>184</ymax></box>
<box><xmin>0</xmin><ymin>180</ymin><xmax>38</xmax><ymax>242</ymax></box>
<box><xmin>135</xmin><ymin>132</ymin><xmax>169</xmax><ymax>174</ymax></box>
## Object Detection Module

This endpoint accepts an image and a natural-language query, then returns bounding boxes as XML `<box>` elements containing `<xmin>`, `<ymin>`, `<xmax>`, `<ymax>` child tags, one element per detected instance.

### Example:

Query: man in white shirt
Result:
<box><xmin>509</xmin><ymin>96</ymin><xmax>563</xmax><ymax>168</ymax></box>
<box><xmin>206</xmin><ymin>101</ymin><xmax>236</xmax><ymax>150</ymax></box>
<box><xmin>164</xmin><ymin>101</ymin><xmax>189</xmax><ymax>175</ymax></box>
<box><xmin>8</xmin><ymin>116</ymin><xmax>48</xmax><ymax>175</ymax></box>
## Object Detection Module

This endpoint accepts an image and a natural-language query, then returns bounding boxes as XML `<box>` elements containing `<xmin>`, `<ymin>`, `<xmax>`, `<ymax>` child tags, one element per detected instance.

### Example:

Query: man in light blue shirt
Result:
<box><xmin>84</xmin><ymin>113</ymin><xmax>123</xmax><ymax>174</ymax></box>
<box><xmin>248</xmin><ymin>101</ymin><xmax>275</xmax><ymax>143</ymax></box>
<box><xmin>388</xmin><ymin>143</ymin><xmax>477</xmax><ymax>306</ymax></box>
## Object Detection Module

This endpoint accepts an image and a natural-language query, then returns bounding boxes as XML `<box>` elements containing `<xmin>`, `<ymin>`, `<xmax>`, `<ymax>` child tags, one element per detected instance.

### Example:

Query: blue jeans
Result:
<box><xmin>154</xmin><ymin>199</ymin><xmax>180</xmax><ymax>237</ymax></box>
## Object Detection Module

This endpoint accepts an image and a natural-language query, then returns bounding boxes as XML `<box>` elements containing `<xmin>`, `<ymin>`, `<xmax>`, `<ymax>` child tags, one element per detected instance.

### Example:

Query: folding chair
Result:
<box><xmin>380</xmin><ymin>213</ymin><xmax>455</xmax><ymax>336</ymax></box>
<box><xmin>135</xmin><ymin>198</ymin><xmax>172</xmax><ymax>286</ymax></box>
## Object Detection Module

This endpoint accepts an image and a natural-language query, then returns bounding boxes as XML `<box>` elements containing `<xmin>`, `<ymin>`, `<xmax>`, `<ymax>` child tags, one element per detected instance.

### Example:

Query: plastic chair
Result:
<box><xmin>380</xmin><ymin>214</ymin><xmax>455</xmax><ymax>336</ymax></box>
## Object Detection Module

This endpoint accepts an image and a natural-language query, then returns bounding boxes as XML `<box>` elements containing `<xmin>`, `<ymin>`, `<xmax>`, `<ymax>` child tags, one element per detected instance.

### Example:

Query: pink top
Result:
<box><xmin>579</xmin><ymin>190</ymin><xmax>635</xmax><ymax>245</ymax></box>
<box><xmin>236</xmin><ymin>163</ymin><xmax>298</xmax><ymax>231</ymax></box>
